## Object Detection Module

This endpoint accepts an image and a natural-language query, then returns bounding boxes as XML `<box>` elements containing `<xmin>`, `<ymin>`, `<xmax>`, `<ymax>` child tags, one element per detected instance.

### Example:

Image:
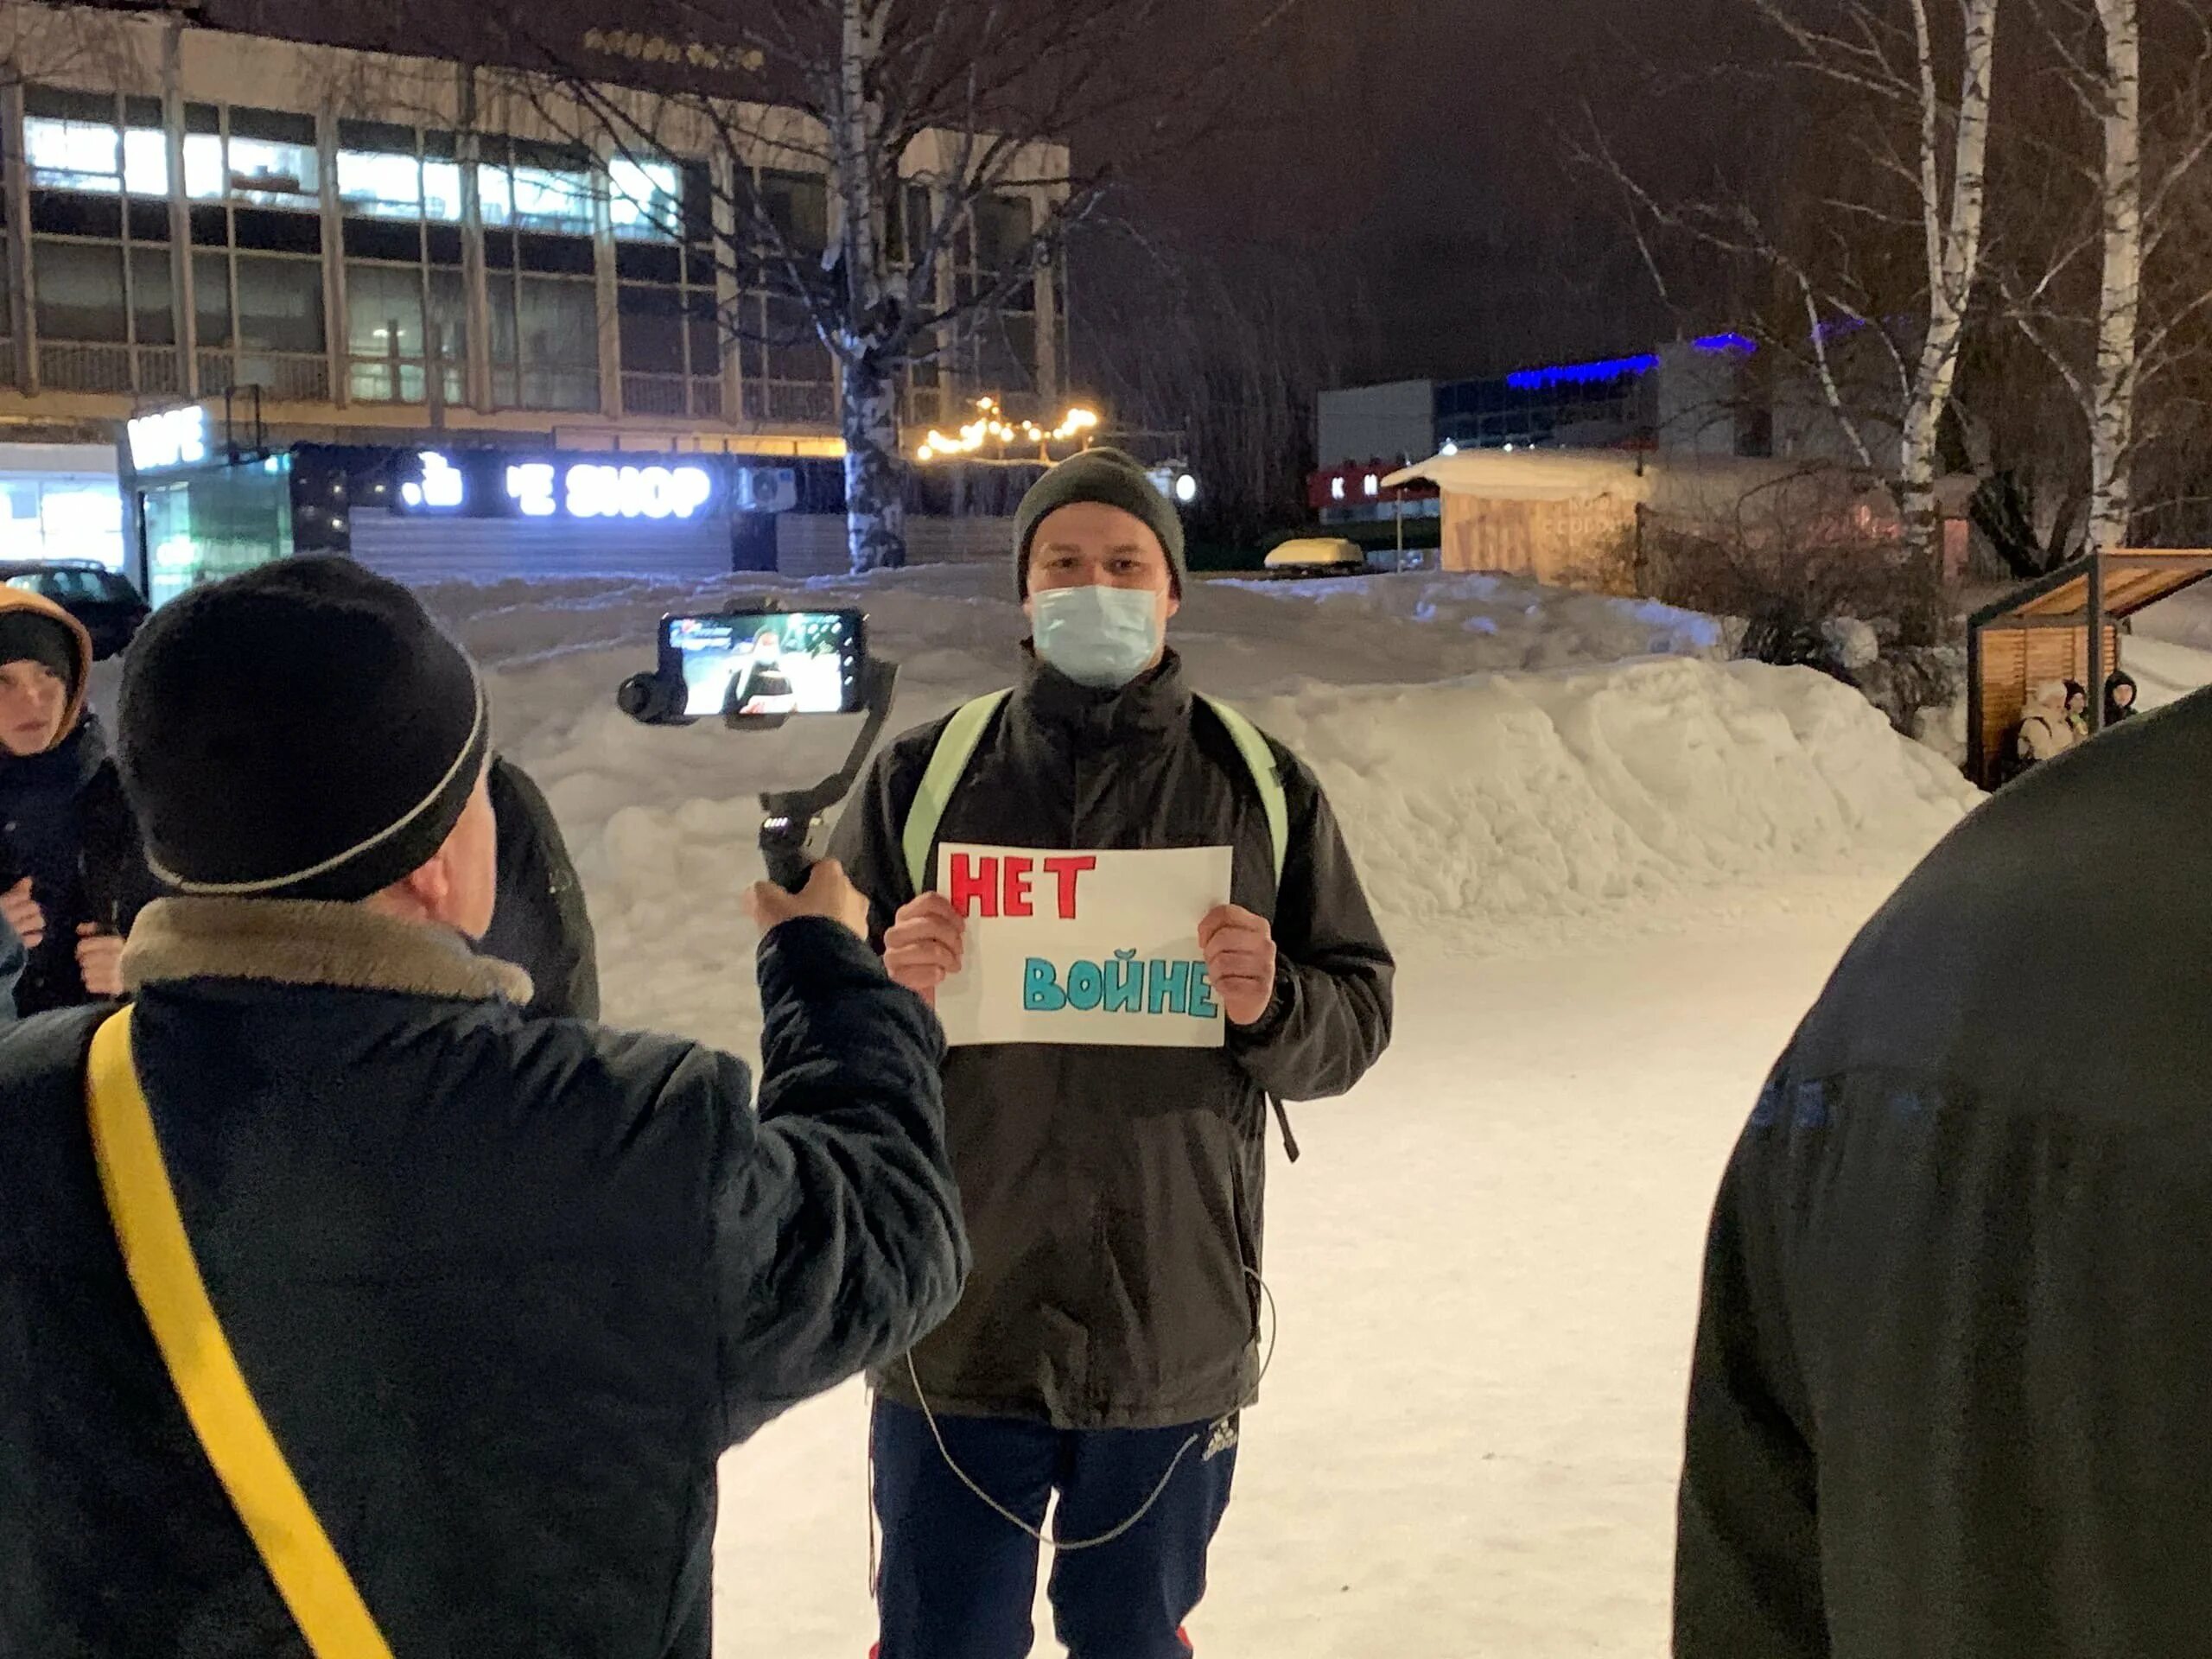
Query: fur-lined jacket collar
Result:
<box><xmin>123</xmin><ymin>897</ymin><xmax>533</xmax><ymax>1005</ymax></box>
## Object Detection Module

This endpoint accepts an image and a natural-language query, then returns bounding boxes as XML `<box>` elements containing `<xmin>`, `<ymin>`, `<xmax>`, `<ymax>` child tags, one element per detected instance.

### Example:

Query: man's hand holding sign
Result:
<box><xmin>889</xmin><ymin>858</ymin><xmax>1282</xmax><ymax>1039</ymax></box>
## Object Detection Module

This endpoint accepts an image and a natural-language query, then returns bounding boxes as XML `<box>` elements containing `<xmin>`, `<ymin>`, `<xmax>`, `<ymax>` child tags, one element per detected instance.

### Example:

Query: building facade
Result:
<box><xmin>0</xmin><ymin>5</ymin><xmax>1066</xmax><ymax>587</ymax></box>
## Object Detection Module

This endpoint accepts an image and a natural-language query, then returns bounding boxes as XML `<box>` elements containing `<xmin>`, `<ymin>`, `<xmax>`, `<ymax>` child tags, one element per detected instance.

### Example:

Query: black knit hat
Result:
<box><xmin>118</xmin><ymin>556</ymin><xmax>488</xmax><ymax>903</ymax></box>
<box><xmin>0</xmin><ymin>609</ymin><xmax>79</xmax><ymax>693</ymax></box>
<box><xmin>1014</xmin><ymin>448</ymin><xmax>1187</xmax><ymax>597</ymax></box>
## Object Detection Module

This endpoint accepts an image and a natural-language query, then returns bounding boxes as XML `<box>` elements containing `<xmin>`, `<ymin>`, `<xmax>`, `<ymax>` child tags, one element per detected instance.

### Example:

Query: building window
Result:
<box><xmin>616</xmin><ymin>162</ymin><xmax>721</xmax><ymax>418</ymax></box>
<box><xmin>22</xmin><ymin>86</ymin><xmax>169</xmax><ymax>197</ymax></box>
<box><xmin>0</xmin><ymin>478</ymin><xmax>128</xmax><ymax>570</ymax></box>
<box><xmin>739</xmin><ymin>168</ymin><xmax>833</xmax><ymax>424</ymax></box>
<box><xmin>961</xmin><ymin>194</ymin><xmax>1039</xmax><ymax>400</ymax></box>
<box><xmin>23</xmin><ymin>88</ymin><xmax>181</xmax><ymax>397</ymax></box>
<box><xmin>338</xmin><ymin>122</ymin><xmax>466</xmax><ymax>406</ymax></box>
<box><xmin>609</xmin><ymin>156</ymin><xmax>682</xmax><ymax>241</ymax></box>
<box><xmin>180</xmin><ymin>104</ymin><xmax>327</xmax><ymax>401</ymax></box>
<box><xmin>480</xmin><ymin>138</ymin><xmax>594</xmax><ymax>238</ymax></box>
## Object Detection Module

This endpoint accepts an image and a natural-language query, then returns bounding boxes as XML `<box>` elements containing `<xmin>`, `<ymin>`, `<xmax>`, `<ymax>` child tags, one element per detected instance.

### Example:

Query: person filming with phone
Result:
<box><xmin>830</xmin><ymin>448</ymin><xmax>1395</xmax><ymax>1659</ymax></box>
<box><xmin>0</xmin><ymin>557</ymin><xmax>968</xmax><ymax>1657</ymax></box>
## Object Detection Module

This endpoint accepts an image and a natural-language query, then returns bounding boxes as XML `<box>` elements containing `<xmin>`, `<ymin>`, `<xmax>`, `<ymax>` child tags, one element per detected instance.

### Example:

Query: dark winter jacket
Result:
<box><xmin>481</xmin><ymin>755</ymin><xmax>601</xmax><ymax>1020</ymax></box>
<box><xmin>1676</xmin><ymin>689</ymin><xmax>2212</xmax><ymax>1659</ymax></box>
<box><xmin>0</xmin><ymin>715</ymin><xmax>161</xmax><ymax>1017</ymax></box>
<box><xmin>0</xmin><ymin>898</ymin><xmax>966</xmax><ymax>1658</ymax></box>
<box><xmin>830</xmin><ymin>651</ymin><xmax>1395</xmax><ymax>1430</ymax></box>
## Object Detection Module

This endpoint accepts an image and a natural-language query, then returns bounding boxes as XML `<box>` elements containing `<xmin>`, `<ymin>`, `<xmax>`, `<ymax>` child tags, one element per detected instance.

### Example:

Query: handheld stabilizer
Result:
<box><xmin>617</xmin><ymin>601</ymin><xmax>898</xmax><ymax>891</ymax></box>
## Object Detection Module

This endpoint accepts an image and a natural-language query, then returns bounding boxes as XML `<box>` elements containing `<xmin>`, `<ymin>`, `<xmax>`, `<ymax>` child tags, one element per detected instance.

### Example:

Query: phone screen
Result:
<box><xmin>663</xmin><ymin>610</ymin><xmax>866</xmax><ymax>718</ymax></box>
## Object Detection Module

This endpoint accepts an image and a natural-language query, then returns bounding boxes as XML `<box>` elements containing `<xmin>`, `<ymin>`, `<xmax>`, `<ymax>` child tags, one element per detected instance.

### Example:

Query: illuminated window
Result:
<box><xmin>23</xmin><ymin>87</ymin><xmax>168</xmax><ymax>197</ymax></box>
<box><xmin>608</xmin><ymin>157</ymin><xmax>682</xmax><ymax>241</ymax></box>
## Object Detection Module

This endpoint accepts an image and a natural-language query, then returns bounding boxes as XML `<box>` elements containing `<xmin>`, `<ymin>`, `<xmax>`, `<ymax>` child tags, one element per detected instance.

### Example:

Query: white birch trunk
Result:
<box><xmin>1897</xmin><ymin>0</ymin><xmax>2000</xmax><ymax>569</ymax></box>
<box><xmin>834</xmin><ymin>0</ymin><xmax>906</xmax><ymax>572</ymax></box>
<box><xmin>2088</xmin><ymin>0</ymin><xmax>2142</xmax><ymax>554</ymax></box>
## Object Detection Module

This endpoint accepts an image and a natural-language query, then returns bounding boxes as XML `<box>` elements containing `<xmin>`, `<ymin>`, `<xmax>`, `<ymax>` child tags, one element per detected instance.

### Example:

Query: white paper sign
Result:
<box><xmin>932</xmin><ymin>843</ymin><xmax>1234</xmax><ymax>1049</ymax></box>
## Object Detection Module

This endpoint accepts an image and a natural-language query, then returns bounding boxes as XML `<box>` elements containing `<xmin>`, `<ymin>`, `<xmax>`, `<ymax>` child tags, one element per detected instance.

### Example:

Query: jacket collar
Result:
<box><xmin>1014</xmin><ymin>647</ymin><xmax>1192</xmax><ymax>750</ymax></box>
<box><xmin>0</xmin><ymin>713</ymin><xmax>104</xmax><ymax>793</ymax></box>
<box><xmin>124</xmin><ymin>896</ymin><xmax>533</xmax><ymax>1004</ymax></box>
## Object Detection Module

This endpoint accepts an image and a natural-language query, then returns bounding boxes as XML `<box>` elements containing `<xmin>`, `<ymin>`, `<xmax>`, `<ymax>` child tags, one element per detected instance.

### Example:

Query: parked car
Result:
<box><xmin>1262</xmin><ymin>537</ymin><xmax>1370</xmax><ymax>578</ymax></box>
<box><xmin>1</xmin><ymin>562</ymin><xmax>151</xmax><ymax>659</ymax></box>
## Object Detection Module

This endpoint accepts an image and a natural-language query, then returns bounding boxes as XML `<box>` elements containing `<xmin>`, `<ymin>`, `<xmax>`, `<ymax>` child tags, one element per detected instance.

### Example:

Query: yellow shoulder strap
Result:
<box><xmin>86</xmin><ymin>1009</ymin><xmax>395</xmax><ymax>1659</ymax></box>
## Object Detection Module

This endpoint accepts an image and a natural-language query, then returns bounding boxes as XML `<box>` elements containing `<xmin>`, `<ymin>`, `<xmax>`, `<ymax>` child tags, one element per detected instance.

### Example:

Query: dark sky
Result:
<box><xmin>1115</xmin><ymin>0</ymin><xmax>1759</xmax><ymax>385</ymax></box>
<box><xmin>191</xmin><ymin>0</ymin><xmax>1753</xmax><ymax>385</ymax></box>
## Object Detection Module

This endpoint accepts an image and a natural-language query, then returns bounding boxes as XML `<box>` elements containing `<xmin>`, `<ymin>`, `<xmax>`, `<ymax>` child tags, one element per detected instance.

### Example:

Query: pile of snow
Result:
<box><xmin>408</xmin><ymin>565</ymin><xmax>1977</xmax><ymax>1044</ymax></box>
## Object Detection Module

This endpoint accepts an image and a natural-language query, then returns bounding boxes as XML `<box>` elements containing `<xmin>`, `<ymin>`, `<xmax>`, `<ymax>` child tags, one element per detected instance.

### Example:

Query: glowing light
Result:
<box><xmin>563</xmin><ymin>462</ymin><xmax>714</xmax><ymax>520</ymax></box>
<box><xmin>1363</xmin><ymin>474</ymin><xmax>1379</xmax><ymax>498</ymax></box>
<box><xmin>506</xmin><ymin>463</ymin><xmax>558</xmax><ymax>517</ymax></box>
<box><xmin>1330</xmin><ymin>476</ymin><xmax>1346</xmax><ymax>500</ymax></box>
<box><xmin>1173</xmin><ymin>474</ymin><xmax>1198</xmax><ymax>504</ymax></box>
<box><xmin>1694</xmin><ymin>333</ymin><xmax>1758</xmax><ymax>355</ymax></box>
<box><xmin>1503</xmin><ymin>353</ymin><xmax>1661</xmax><ymax>391</ymax></box>
<box><xmin>127</xmin><ymin>406</ymin><xmax>209</xmax><ymax>472</ymax></box>
<box><xmin>914</xmin><ymin>398</ymin><xmax>1102</xmax><ymax>461</ymax></box>
<box><xmin>400</xmin><ymin>451</ymin><xmax>466</xmax><ymax>510</ymax></box>
<box><xmin>1440</xmin><ymin>439</ymin><xmax>1459</xmax><ymax>455</ymax></box>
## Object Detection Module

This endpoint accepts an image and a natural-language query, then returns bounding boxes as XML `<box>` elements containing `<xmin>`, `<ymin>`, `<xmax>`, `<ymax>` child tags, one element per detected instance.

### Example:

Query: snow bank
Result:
<box><xmin>402</xmin><ymin>566</ymin><xmax>1975</xmax><ymax>1039</ymax></box>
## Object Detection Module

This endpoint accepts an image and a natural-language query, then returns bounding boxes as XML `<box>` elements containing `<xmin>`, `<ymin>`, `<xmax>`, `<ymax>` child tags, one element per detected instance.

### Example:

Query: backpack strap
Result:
<box><xmin>86</xmin><ymin>1010</ymin><xmax>396</xmax><ymax>1659</ymax></box>
<box><xmin>1200</xmin><ymin>696</ymin><xmax>1289</xmax><ymax>885</ymax></box>
<box><xmin>902</xmin><ymin>690</ymin><xmax>1012</xmax><ymax>894</ymax></box>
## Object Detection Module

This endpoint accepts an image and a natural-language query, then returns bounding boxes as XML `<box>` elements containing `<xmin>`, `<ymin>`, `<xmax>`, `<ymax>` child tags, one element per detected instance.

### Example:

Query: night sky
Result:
<box><xmin>188</xmin><ymin>0</ymin><xmax>1757</xmax><ymax>386</ymax></box>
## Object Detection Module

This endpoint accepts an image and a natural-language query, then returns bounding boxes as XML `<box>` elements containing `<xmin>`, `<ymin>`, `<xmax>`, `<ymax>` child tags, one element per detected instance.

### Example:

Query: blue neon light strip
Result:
<box><xmin>1694</xmin><ymin>332</ymin><xmax>1758</xmax><ymax>354</ymax></box>
<box><xmin>1504</xmin><ymin>353</ymin><xmax>1662</xmax><ymax>391</ymax></box>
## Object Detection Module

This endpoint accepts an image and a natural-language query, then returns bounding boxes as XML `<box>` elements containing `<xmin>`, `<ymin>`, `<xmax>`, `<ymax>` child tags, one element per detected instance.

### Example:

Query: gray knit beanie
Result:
<box><xmin>1013</xmin><ymin>448</ymin><xmax>1187</xmax><ymax>597</ymax></box>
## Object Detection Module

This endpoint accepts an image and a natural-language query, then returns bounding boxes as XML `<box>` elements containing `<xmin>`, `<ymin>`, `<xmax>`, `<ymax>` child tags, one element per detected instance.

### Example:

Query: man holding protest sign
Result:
<box><xmin>831</xmin><ymin>448</ymin><xmax>1395</xmax><ymax>1659</ymax></box>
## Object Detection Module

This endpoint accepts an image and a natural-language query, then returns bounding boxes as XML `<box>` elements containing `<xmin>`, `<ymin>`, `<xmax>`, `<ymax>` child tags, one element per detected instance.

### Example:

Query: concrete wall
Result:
<box><xmin>1316</xmin><ymin>380</ymin><xmax>1436</xmax><ymax>469</ymax></box>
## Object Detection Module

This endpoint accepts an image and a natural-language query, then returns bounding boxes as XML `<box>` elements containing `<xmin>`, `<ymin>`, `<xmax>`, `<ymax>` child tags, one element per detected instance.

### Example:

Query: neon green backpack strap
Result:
<box><xmin>1201</xmin><ymin>696</ymin><xmax>1288</xmax><ymax>884</ymax></box>
<box><xmin>902</xmin><ymin>690</ymin><xmax>1012</xmax><ymax>893</ymax></box>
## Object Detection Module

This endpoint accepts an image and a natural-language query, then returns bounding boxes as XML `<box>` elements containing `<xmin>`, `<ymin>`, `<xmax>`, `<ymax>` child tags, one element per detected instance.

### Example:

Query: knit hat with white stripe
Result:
<box><xmin>118</xmin><ymin>556</ymin><xmax>488</xmax><ymax>903</ymax></box>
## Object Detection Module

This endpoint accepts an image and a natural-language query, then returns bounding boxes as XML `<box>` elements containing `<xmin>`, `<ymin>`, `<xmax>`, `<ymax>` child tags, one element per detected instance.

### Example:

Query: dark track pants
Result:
<box><xmin>871</xmin><ymin>1397</ymin><xmax>1237</xmax><ymax>1659</ymax></box>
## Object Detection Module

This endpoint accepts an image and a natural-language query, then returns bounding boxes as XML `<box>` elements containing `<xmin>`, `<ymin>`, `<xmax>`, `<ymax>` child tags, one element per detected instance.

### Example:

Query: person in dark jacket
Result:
<box><xmin>481</xmin><ymin>753</ymin><xmax>601</xmax><ymax>1020</ymax></box>
<box><xmin>2105</xmin><ymin>669</ymin><xmax>2139</xmax><ymax>725</ymax></box>
<box><xmin>0</xmin><ymin>587</ymin><xmax>159</xmax><ymax>1016</ymax></box>
<box><xmin>1675</xmin><ymin>689</ymin><xmax>2212</xmax><ymax>1658</ymax></box>
<box><xmin>0</xmin><ymin>556</ymin><xmax>968</xmax><ymax>1659</ymax></box>
<box><xmin>830</xmin><ymin>448</ymin><xmax>1395</xmax><ymax>1659</ymax></box>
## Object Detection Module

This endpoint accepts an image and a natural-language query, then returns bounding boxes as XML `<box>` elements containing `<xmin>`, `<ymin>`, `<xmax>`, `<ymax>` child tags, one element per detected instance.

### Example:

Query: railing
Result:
<box><xmin>347</xmin><ymin>358</ymin><xmax>466</xmax><ymax>408</ymax></box>
<box><xmin>743</xmin><ymin>379</ymin><xmax>835</xmax><ymax>427</ymax></box>
<box><xmin>199</xmin><ymin>350</ymin><xmax>331</xmax><ymax>404</ymax></box>
<box><xmin>35</xmin><ymin>340</ymin><xmax>191</xmax><ymax>397</ymax></box>
<box><xmin>621</xmin><ymin>372</ymin><xmax>725</xmax><ymax>421</ymax></box>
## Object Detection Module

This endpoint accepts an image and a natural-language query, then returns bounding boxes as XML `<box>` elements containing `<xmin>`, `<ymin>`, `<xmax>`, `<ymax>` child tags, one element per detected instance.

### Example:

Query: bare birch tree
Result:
<box><xmin>404</xmin><ymin>0</ymin><xmax>1294</xmax><ymax>574</ymax></box>
<box><xmin>1587</xmin><ymin>0</ymin><xmax>2001</xmax><ymax>575</ymax></box>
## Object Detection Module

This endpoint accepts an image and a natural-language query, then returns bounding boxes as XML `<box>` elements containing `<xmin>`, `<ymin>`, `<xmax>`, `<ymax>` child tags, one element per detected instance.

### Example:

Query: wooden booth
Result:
<box><xmin>1967</xmin><ymin>549</ymin><xmax>2212</xmax><ymax>787</ymax></box>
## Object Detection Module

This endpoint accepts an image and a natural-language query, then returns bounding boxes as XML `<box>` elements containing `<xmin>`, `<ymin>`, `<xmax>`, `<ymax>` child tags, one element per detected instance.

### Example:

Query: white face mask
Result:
<box><xmin>1030</xmin><ymin>586</ymin><xmax>1164</xmax><ymax>689</ymax></box>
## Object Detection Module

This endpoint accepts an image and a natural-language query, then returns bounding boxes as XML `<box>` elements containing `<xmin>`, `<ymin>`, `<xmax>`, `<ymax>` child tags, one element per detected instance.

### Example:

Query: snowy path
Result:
<box><xmin>707</xmin><ymin>910</ymin><xmax>1872</xmax><ymax>1657</ymax></box>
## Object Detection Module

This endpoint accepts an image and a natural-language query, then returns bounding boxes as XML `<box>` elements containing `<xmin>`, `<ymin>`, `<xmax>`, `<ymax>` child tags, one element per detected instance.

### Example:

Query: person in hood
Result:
<box><xmin>2106</xmin><ymin>670</ymin><xmax>2139</xmax><ymax>725</ymax></box>
<box><xmin>2063</xmin><ymin>677</ymin><xmax>2092</xmax><ymax>738</ymax></box>
<box><xmin>1675</xmin><ymin>683</ymin><xmax>2212</xmax><ymax>1657</ymax></box>
<box><xmin>0</xmin><ymin>556</ymin><xmax>967</xmax><ymax>1657</ymax></box>
<box><xmin>2012</xmin><ymin>678</ymin><xmax>2078</xmax><ymax>772</ymax></box>
<box><xmin>830</xmin><ymin>448</ymin><xmax>1396</xmax><ymax>1659</ymax></box>
<box><xmin>0</xmin><ymin>587</ymin><xmax>157</xmax><ymax>1015</ymax></box>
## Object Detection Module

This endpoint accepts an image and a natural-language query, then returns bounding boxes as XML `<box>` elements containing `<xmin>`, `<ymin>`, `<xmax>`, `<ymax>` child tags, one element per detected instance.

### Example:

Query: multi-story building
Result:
<box><xmin>0</xmin><ymin>3</ymin><xmax>1068</xmax><ymax>593</ymax></box>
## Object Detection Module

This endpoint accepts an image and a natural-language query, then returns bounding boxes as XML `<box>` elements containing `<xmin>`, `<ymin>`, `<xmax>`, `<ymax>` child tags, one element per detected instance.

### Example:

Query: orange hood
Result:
<box><xmin>0</xmin><ymin>583</ymin><xmax>94</xmax><ymax>750</ymax></box>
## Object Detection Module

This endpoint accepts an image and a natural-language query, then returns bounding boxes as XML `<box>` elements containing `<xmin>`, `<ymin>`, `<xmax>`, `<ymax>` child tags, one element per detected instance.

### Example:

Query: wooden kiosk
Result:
<box><xmin>1968</xmin><ymin>548</ymin><xmax>2212</xmax><ymax>787</ymax></box>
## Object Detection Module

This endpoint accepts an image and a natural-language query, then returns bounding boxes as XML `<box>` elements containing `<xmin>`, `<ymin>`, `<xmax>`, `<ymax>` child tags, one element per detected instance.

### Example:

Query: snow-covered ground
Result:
<box><xmin>403</xmin><ymin>565</ymin><xmax>1983</xmax><ymax>1656</ymax></box>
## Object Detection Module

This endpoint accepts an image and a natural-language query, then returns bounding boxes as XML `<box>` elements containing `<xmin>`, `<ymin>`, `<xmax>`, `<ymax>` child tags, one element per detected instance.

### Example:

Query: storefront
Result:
<box><xmin>0</xmin><ymin>442</ymin><xmax>130</xmax><ymax>570</ymax></box>
<box><xmin>119</xmin><ymin>400</ymin><xmax>823</xmax><ymax>602</ymax></box>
